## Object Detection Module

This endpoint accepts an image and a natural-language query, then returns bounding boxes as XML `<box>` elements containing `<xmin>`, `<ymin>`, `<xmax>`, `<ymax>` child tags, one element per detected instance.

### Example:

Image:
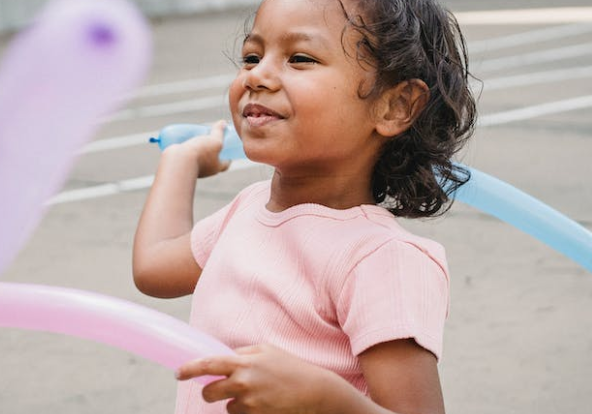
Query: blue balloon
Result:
<box><xmin>150</xmin><ymin>124</ymin><xmax>592</xmax><ymax>273</ymax></box>
<box><xmin>451</xmin><ymin>166</ymin><xmax>592</xmax><ymax>273</ymax></box>
<box><xmin>149</xmin><ymin>123</ymin><xmax>245</xmax><ymax>160</ymax></box>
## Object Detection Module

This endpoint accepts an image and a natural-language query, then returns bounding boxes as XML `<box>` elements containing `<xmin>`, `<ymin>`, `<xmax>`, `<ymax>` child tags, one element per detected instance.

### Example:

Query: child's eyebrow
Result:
<box><xmin>244</xmin><ymin>31</ymin><xmax>331</xmax><ymax>49</ymax></box>
<box><xmin>243</xmin><ymin>33</ymin><xmax>262</xmax><ymax>46</ymax></box>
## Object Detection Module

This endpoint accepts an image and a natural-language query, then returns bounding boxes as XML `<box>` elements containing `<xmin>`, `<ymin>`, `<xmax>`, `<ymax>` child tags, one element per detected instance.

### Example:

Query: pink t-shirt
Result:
<box><xmin>175</xmin><ymin>181</ymin><xmax>449</xmax><ymax>414</ymax></box>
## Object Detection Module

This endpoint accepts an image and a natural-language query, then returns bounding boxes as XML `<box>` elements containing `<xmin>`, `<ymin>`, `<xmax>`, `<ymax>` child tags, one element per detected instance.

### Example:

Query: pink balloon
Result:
<box><xmin>0</xmin><ymin>0</ymin><xmax>152</xmax><ymax>275</ymax></box>
<box><xmin>0</xmin><ymin>282</ymin><xmax>233</xmax><ymax>377</ymax></box>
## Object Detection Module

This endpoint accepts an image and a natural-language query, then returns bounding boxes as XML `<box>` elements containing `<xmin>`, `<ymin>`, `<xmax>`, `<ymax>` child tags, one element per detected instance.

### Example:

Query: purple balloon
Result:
<box><xmin>0</xmin><ymin>0</ymin><xmax>233</xmax><ymax>379</ymax></box>
<box><xmin>0</xmin><ymin>0</ymin><xmax>152</xmax><ymax>275</ymax></box>
<box><xmin>0</xmin><ymin>283</ymin><xmax>233</xmax><ymax>378</ymax></box>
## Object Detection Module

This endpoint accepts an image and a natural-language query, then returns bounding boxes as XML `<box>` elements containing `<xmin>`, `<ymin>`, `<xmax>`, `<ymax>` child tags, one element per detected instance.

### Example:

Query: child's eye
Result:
<box><xmin>289</xmin><ymin>54</ymin><xmax>318</xmax><ymax>64</ymax></box>
<box><xmin>241</xmin><ymin>54</ymin><xmax>261</xmax><ymax>65</ymax></box>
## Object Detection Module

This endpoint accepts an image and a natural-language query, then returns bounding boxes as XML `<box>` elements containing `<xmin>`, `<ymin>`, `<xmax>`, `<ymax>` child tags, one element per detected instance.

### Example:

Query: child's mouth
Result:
<box><xmin>243</xmin><ymin>103</ymin><xmax>284</xmax><ymax>127</ymax></box>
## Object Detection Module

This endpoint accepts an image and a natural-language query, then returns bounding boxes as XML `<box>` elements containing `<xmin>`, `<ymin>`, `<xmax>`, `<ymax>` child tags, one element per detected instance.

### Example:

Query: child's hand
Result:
<box><xmin>176</xmin><ymin>344</ymin><xmax>333</xmax><ymax>414</ymax></box>
<box><xmin>165</xmin><ymin>120</ymin><xmax>231</xmax><ymax>178</ymax></box>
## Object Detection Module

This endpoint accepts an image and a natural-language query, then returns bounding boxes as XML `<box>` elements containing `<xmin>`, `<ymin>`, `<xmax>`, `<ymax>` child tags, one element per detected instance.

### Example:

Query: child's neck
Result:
<box><xmin>266</xmin><ymin>170</ymin><xmax>375</xmax><ymax>213</ymax></box>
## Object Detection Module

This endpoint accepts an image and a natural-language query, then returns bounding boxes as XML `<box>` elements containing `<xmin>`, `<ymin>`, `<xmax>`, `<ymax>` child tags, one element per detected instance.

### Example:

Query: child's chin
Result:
<box><xmin>240</xmin><ymin>144</ymin><xmax>278</xmax><ymax>166</ymax></box>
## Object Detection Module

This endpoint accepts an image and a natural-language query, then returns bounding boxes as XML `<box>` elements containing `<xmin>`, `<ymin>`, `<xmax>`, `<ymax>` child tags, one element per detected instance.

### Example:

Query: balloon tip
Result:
<box><xmin>149</xmin><ymin>137</ymin><xmax>159</xmax><ymax>144</ymax></box>
<box><xmin>88</xmin><ymin>23</ymin><xmax>116</xmax><ymax>47</ymax></box>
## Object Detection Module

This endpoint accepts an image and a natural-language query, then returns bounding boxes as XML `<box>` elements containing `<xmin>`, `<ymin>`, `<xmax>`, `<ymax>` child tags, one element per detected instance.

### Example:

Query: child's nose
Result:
<box><xmin>243</xmin><ymin>58</ymin><xmax>280</xmax><ymax>92</ymax></box>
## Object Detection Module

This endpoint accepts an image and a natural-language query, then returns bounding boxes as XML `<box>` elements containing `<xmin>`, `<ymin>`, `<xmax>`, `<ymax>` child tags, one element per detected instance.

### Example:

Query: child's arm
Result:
<box><xmin>176</xmin><ymin>339</ymin><xmax>444</xmax><ymax>414</ymax></box>
<box><xmin>133</xmin><ymin>121</ymin><xmax>230</xmax><ymax>298</ymax></box>
<box><xmin>358</xmin><ymin>339</ymin><xmax>445</xmax><ymax>414</ymax></box>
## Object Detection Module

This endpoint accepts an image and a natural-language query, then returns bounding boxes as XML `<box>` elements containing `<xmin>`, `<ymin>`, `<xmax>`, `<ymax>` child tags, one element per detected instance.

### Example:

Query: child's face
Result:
<box><xmin>229</xmin><ymin>0</ymin><xmax>384</xmax><ymax>176</ymax></box>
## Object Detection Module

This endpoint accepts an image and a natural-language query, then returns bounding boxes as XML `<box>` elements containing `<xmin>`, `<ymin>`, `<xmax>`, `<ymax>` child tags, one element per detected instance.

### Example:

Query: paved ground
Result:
<box><xmin>1</xmin><ymin>1</ymin><xmax>591</xmax><ymax>413</ymax></box>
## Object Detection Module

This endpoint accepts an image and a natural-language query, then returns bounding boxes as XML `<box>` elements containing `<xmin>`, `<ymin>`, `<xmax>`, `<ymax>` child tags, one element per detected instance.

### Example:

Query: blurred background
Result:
<box><xmin>1</xmin><ymin>0</ymin><xmax>591</xmax><ymax>413</ymax></box>
<box><xmin>0</xmin><ymin>0</ymin><xmax>259</xmax><ymax>33</ymax></box>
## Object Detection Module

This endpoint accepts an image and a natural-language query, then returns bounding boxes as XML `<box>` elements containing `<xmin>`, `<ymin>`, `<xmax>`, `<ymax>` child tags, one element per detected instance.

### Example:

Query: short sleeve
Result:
<box><xmin>190</xmin><ymin>201</ymin><xmax>234</xmax><ymax>268</ymax></box>
<box><xmin>336</xmin><ymin>239</ymin><xmax>449</xmax><ymax>360</ymax></box>
<box><xmin>190</xmin><ymin>181</ymin><xmax>269</xmax><ymax>268</ymax></box>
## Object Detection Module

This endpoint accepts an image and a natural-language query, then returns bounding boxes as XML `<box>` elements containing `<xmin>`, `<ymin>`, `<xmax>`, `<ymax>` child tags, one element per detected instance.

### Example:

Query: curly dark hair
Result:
<box><xmin>341</xmin><ymin>0</ymin><xmax>477</xmax><ymax>218</ymax></box>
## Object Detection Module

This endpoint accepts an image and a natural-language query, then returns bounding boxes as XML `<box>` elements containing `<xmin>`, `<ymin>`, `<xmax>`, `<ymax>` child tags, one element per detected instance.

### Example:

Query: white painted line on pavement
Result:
<box><xmin>469</xmin><ymin>24</ymin><xmax>592</xmax><ymax>54</ymax></box>
<box><xmin>456</xmin><ymin>7</ymin><xmax>592</xmax><ymax>25</ymax></box>
<box><xmin>476</xmin><ymin>42</ymin><xmax>592</xmax><ymax>73</ymax></box>
<box><xmin>80</xmin><ymin>131</ymin><xmax>158</xmax><ymax>154</ymax></box>
<box><xmin>482</xmin><ymin>65</ymin><xmax>592</xmax><ymax>91</ymax></box>
<box><xmin>108</xmin><ymin>95</ymin><xmax>228</xmax><ymax>122</ymax></box>
<box><xmin>47</xmin><ymin>158</ymin><xmax>260</xmax><ymax>205</ymax></box>
<box><xmin>132</xmin><ymin>74</ymin><xmax>234</xmax><ymax>99</ymax></box>
<box><xmin>48</xmin><ymin>176</ymin><xmax>156</xmax><ymax>205</ymax></box>
<box><xmin>480</xmin><ymin>94</ymin><xmax>592</xmax><ymax>126</ymax></box>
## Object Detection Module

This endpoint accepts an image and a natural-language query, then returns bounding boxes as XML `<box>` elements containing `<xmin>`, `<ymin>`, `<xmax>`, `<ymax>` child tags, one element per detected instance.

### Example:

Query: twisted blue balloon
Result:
<box><xmin>150</xmin><ymin>123</ymin><xmax>245</xmax><ymax>160</ymax></box>
<box><xmin>151</xmin><ymin>124</ymin><xmax>592</xmax><ymax>273</ymax></box>
<box><xmin>451</xmin><ymin>167</ymin><xmax>592</xmax><ymax>273</ymax></box>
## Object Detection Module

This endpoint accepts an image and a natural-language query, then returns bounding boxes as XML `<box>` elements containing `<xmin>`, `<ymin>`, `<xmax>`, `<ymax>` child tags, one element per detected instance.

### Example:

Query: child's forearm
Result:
<box><xmin>132</xmin><ymin>122</ymin><xmax>227</xmax><ymax>298</ymax></box>
<box><xmin>176</xmin><ymin>344</ymin><xmax>434</xmax><ymax>414</ymax></box>
<box><xmin>132</xmin><ymin>146</ymin><xmax>202</xmax><ymax>297</ymax></box>
<box><xmin>316</xmin><ymin>370</ymin><xmax>401</xmax><ymax>414</ymax></box>
<box><xmin>137</xmin><ymin>146</ymin><xmax>200</xmax><ymax>243</ymax></box>
<box><xmin>135</xmin><ymin>121</ymin><xmax>227</xmax><ymax>249</ymax></box>
<box><xmin>317</xmin><ymin>347</ymin><xmax>445</xmax><ymax>414</ymax></box>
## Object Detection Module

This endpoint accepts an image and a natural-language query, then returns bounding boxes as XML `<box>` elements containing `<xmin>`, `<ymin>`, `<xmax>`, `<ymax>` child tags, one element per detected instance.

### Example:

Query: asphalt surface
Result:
<box><xmin>1</xmin><ymin>1</ymin><xmax>591</xmax><ymax>413</ymax></box>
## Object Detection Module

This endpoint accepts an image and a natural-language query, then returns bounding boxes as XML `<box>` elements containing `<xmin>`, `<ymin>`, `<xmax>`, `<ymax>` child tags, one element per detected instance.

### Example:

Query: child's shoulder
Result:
<box><xmin>357</xmin><ymin>205</ymin><xmax>448</xmax><ymax>277</ymax></box>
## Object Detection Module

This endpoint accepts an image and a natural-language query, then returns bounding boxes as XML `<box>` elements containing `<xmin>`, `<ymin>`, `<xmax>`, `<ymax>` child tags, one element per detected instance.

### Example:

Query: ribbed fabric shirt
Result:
<box><xmin>175</xmin><ymin>181</ymin><xmax>450</xmax><ymax>414</ymax></box>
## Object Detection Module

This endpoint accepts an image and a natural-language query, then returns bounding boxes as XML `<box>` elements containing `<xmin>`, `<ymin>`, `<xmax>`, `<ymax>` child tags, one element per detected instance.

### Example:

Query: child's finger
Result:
<box><xmin>201</xmin><ymin>376</ymin><xmax>235</xmax><ymax>403</ymax></box>
<box><xmin>175</xmin><ymin>355</ymin><xmax>240</xmax><ymax>381</ymax></box>
<box><xmin>210</xmin><ymin>119</ymin><xmax>227</xmax><ymax>142</ymax></box>
<box><xmin>226</xmin><ymin>398</ymin><xmax>248</xmax><ymax>414</ymax></box>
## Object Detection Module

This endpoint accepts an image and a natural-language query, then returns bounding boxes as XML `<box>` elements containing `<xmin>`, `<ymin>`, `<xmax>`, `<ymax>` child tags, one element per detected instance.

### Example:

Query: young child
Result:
<box><xmin>133</xmin><ymin>0</ymin><xmax>476</xmax><ymax>413</ymax></box>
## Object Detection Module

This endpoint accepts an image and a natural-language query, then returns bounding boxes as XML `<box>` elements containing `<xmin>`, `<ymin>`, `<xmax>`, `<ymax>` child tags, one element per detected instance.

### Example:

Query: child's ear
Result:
<box><xmin>374</xmin><ymin>79</ymin><xmax>430</xmax><ymax>137</ymax></box>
